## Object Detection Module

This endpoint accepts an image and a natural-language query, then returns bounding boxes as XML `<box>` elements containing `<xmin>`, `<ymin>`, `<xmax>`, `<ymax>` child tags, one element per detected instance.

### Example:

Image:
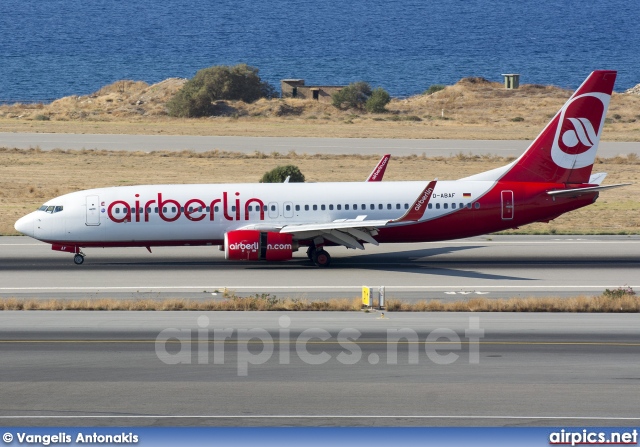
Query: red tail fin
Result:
<box><xmin>501</xmin><ymin>70</ymin><xmax>616</xmax><ymax>184</ymax></box>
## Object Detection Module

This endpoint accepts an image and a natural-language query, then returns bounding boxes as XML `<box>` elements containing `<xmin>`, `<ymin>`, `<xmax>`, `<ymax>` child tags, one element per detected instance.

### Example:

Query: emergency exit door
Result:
<box><xmin>501</xmin><ymin>190</ymin><xmax>514</xmax><ymax>220</ymax></box>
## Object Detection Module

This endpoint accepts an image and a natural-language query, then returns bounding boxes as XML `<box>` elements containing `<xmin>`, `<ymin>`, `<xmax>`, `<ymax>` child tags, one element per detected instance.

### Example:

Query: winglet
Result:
<box><xmin>366</xmin><ymin>154</ymin><xmax>391</xmax><ymax>182</ymax></box>
<box><xmin>391</xmin><ymin>180</ymin><xmax>437</xmax><ymax>223</ymax></box>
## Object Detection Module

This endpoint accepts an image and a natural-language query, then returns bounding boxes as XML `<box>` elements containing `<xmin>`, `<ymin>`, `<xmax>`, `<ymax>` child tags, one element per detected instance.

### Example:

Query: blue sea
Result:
<box><xmin>1</xmin><ymin>0</ymin><xmax>639</xmax><ymax>103</ymax></box>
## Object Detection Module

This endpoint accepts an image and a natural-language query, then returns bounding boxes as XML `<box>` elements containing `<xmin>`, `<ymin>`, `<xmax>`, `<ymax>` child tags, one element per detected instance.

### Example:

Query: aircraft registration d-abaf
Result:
<box><xmin>14</xmin><ymin>70</ymin><xmax>628</xmax><ymax>267</ymax></box>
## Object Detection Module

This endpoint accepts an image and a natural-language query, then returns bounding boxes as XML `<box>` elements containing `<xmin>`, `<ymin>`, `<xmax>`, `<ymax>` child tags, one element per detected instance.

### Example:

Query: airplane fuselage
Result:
<box><xmin>18</xmin><ymin>180</ymin><xmax>596</xmax><ymax>248</ymax></box>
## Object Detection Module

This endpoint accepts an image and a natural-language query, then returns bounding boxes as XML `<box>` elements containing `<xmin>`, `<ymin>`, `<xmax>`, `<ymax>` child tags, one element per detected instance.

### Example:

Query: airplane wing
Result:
<box><xmin>279</xmin><ymin>181</ymin><xmax>437</xmax><ymax>250</ymax></box>
<box><xmin>365</xmin><ymin>154</ymin><xmax>391</xmax><ymax>182</ymax></box>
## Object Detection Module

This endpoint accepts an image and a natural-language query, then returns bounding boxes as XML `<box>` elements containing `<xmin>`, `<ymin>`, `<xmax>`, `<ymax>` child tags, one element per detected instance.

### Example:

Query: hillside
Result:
<box><xmin>1</xmin><ymin>77</ymin><xmax>639</xmax><ymax>141</ymax></box>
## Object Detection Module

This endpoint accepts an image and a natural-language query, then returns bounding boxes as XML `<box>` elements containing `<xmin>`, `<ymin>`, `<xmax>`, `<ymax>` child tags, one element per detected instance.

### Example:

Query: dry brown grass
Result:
<box><xmin>1</xmin><ymin>77</ymin><xmax>639</xmax><ymax>140</ymax></box>
<box><xmin>1</xmin><ymin>294</ymin><xmax>637</xmax><ymax>312</ymax></box>
<box><xmin>1</xmin><ymin>148</ymin><xmax>638</xmax><ymax>235</ymax></box>
<box><xmin>385</xmin><ymin>294</ymin><xmax>640</xmax><ymax>313</ymax></box>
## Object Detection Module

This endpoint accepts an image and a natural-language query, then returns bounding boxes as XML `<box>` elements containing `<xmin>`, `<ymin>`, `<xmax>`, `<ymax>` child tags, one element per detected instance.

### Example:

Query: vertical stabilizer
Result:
<box><xmin>474</xmin><ymin>71</ymin><xmax>617</xmax><ymax>184</ymax></box>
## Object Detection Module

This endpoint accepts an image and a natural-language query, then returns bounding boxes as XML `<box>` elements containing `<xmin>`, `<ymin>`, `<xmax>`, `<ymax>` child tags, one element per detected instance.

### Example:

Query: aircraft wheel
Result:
<box><xmin>313</xmin><ymin>249</ymin><xmax>331</xmax><ymax>267</ymax></box>
<box><xmin>306</xmin><ymin>246</ymin><xmax>316</xmax><ymax>261</ymax></box>
<box><xmin>73</xmin><ymin>254</ymin><xmax>85</xmax><ymax>265</ymax></box>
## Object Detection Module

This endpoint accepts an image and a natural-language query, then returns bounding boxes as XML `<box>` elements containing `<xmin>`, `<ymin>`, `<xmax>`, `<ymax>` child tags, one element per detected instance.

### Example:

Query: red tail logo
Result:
<box><xmin>551</xmin><ymin>93</ymin><xmax>608</xmax><ymax>169</ymax></box>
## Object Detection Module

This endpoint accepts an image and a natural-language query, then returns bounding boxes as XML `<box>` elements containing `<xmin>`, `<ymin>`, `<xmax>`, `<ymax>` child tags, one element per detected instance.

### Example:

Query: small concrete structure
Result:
<box><xmin>281</xmin><ymin>79</ymin><xmax>345</xmax><ymax>102</ymax></box>
<box><xmin>502</xmin><ymin>74</ymin><xmax>520</xmax><ymax>89</ymax></box>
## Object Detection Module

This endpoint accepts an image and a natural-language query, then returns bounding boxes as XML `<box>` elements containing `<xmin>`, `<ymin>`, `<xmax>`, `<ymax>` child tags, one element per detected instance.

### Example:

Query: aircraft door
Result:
<box><xmin>86</xmin><ymin>195</ymin><xmax>101</xmax><ymax>226</ymax></box>
<box><xmin>268</xmin><ymin>202</ymin><xmax>279</xmax><ymax>219</ymax></box>
<box><xmin>501</xmin><ymin>190</ymin><xmax>514</xmax><ymax>220</ymax></box>
<box><xmin>283</xmin><ymin>202</ymin><xmax>294</xmax><ymax>218</ymax></box>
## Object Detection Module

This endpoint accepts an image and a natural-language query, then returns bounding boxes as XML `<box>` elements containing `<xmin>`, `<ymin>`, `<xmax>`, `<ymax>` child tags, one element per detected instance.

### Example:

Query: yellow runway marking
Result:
<box><xmin>0</xmin><ymin>340</ymin><xmax>639</xmax><ymax>347</ymax></box>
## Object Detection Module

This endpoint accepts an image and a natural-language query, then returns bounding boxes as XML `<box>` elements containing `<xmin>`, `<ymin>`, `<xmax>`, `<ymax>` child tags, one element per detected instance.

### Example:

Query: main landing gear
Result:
<box><xmin>73</xmin><ymin>253</ymin><xmax>85</xmax><ymax>265</ymax></box>
<box><xmin>306</xmin><ymin>245</ymin><xmax>331</xmax><ymax>267</ymax></box>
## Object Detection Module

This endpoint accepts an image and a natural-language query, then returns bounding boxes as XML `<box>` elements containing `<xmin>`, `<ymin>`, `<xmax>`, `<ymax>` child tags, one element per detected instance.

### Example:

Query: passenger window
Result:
<box><xmin>466</xmin><ymin>203</ymin><xmax>472</xmax><ymax>209</ymax></box>
<box><xmin>171</xmin><ymin>207</ymin><xmax>177</xmax><ymax>213</ymax></box>
<box><xmin>163</xmin><ymin>207</ymin><xmax>167</xmax><ymax>213</ymax></box>
<box><xmin>475</xmin><ymin>202</ymin><xmax>480</xmax><ymax>209</ymax></box>
<box><xmin>444</xmin><ymin>203</ymin><xmax>448</xmax><ymax>209</ymax></box>
<box><xmin>313</xmin><ymin>205</ymin><xmax>318</xmax><ymax>211</ymax></box>
<box><xmin>262</xmin><ymin>205</ymin><xmax>267</xmax><ymax>211</ymax></box>
<box><xmin>436</xmin><ymin>203</ymin><xmax>440</xmax><ymax>209</ymax></box>
<box><xmin>198</xmin><ymin>207</ymin><xmax>202</xmax><ymax>212</ymax></box>
<box><xmin>337</xmin><ymin>204</ymin><xmax>341</xmax><ymax>210</ymax></box>
<box><xmin>188</xmin><ymin>207</ymin><xmax>193</xmax><ymax>212</ymax></box>
<box><xmin>155</xmin><ymin>207</ymin><xmax>159</xmax><ymax>213</ymax></box>
<box><xmin>305</xmin><ymin>205</ymin><xmax>309</xmax><ymax>211</ymax></box>
<box><xmin>370</xmin><ymin>204</ymin><xmax>375</xmax><ymax>210</ymax></box>
<box><xmin>452</xmin><ymin>203</ymin><xmax>457</xmax><ymax>209</ymax></box>
<box><xmin>115</xmin><ymin>208</ymin><xmax>120</xmax><ymax>214</ymax></box>
<box><xmin>387</xmin><ymin>204</ymin><xmax>392</xmax><ymax>210</ymax></box>
<box><xmin>428</xmin><ymin>203</ymin><xmax>433</xmax><ymax>209</ymax></box>
<box><xmin>231</xmin><ymin>206</ymin><xmax>236</xmax><ymax>212</ymax></box>
<box><xmin>345</xmin><ymin>204</ymin><xmax>349</xmax><ymax>210</ymax></box>
<box><xmin>321</xmin><ymin>205</ymin><xmax>326</xmax><ymax>211</ymax></box>
<box><xmin>329</xmin><ymin>204</ymin><xmax>333</xmax><ymax>210</ymax></box>
<box><xmin>404</xmin><ymin>203</ymin><xmax>409</xmax><ymax>209</ymax></box>
<box><xmin>146</xmin><ymin>207</ymin><xmax>151</xmax><ymax>213</ymax></box>
<box><xmin>180</xmin><ymin>207</ymin><xmax>184</xmax><ymax>212</ymax></box>
<box><xmin>295</xmin><ymin>205</ymin><xmax>300</xmax><ymax>211</ymax></box>
<box><xmin>378</xmin><ymin>204</ymin><xmax>383</xmax><ymax>210</ymax></box>
<box><xmin>205</xmin><ymin>207</ymin><xmax>210</xmax><ymax>212</ymax></box>
<box><xmin>396</xmin><ymin>204</ymin><xmax>401</xmax><ymax>209</ymax></box>
<box><xmin>270</xmin><ymin>205</ymin><xmax>276</xmax><ymax>211</ymax></box>
<box><xmin>362</xmin><ymin>204</ymin><xmax>366</xmax><ymax>210</ymax></box>
<box><xmin>286</xmin><ymin>204</ymin><xmax>291</xmax><ymax>211</ymax></box>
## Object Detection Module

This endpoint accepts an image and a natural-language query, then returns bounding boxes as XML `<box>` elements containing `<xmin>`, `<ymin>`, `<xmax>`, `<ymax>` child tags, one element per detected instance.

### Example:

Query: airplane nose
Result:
<box><xmin>14</xmin><ymin>213</ymin><xmax>34</xmax><ymax>237</ymax></box>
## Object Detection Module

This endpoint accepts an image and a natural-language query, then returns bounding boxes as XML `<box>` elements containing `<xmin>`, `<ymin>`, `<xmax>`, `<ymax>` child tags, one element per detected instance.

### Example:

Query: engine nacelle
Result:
<box><xmin>224</xmin><ymin>230</ymin><xmax>296</xmax><ymax>261</ymax></box>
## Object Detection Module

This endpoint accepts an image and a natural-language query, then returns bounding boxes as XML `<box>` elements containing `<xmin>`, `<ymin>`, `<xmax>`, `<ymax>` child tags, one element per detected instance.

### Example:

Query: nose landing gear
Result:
<box><xmin>73</xmin><ymin>253</ymin><xmax>85</xmax><ymax>265</ymax></box>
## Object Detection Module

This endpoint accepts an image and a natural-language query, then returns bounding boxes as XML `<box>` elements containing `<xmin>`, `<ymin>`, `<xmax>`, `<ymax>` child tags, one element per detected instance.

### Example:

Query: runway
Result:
<box><xmin>0</xmin><ymin>312</ymin><xmax>638</xmax><ymax>427</ymax></box>
<box><xmin>1</xmin><ymin>132</ymin><xmax>638</xmax><ymax>157</ymax></box>
<box><xmin>1</xmin><ymin>235</ymin><xmax>638</xmax><ymax>301</ymax></box>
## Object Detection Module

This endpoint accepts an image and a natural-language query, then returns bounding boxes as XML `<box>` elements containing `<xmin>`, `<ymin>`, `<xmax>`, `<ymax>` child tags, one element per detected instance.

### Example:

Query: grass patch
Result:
<box><xmin>0</xmin><ymin>290</ymin><xmax>638</xmax><ymax>312</ymax></box>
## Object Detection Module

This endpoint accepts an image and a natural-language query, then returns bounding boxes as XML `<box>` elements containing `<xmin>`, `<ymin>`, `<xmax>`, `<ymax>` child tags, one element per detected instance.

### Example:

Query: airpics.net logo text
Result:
<box><xmin>155</xmin><ymin>315</ymin><xmax>485</xmax><ymax>376</ymax></box>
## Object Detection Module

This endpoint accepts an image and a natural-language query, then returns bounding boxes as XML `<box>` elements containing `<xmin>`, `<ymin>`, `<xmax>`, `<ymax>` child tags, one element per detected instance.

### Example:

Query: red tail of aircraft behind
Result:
<box><xmin>14</xmin><ymin>70</ymin><xmax>629</xmax><ymax>266</ymax></box>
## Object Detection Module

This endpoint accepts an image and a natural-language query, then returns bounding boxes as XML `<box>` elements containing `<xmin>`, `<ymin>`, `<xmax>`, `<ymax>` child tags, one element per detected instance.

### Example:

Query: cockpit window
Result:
<box><xmin>39</xmin><ymin>205</ymin><xmax>63</xmax><ymax>213</ymax></box>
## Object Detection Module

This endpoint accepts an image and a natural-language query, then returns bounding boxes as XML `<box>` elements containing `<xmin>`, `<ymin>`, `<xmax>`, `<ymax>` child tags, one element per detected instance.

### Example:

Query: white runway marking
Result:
<box><xmin>1</xmin><ymin>285</ymin><xmax>638</xmax><ymax>291</ymax></box>
<box><xmin>0</xmin><ymin>415</ymin><xmax>638</xmax><ymax>420</ymax></box>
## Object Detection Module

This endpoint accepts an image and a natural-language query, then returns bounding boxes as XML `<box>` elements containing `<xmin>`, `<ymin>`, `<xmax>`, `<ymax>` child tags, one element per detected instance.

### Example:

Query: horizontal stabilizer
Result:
<box><xmin>547</xmin><ymin>183</ymin><xmax>630</xmax><ymax>197</ymax></box>
<box><xmin>589</xmin><ymin>172</ymin><xmax>607</xmax><ymax>185</ymax></box>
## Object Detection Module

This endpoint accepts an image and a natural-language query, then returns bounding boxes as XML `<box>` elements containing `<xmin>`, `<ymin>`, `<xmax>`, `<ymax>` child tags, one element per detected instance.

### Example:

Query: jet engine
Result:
<box><xmin>224</xmin><ymin>230</ymin><xmax>297</xmax><ymax>261</ymax></box>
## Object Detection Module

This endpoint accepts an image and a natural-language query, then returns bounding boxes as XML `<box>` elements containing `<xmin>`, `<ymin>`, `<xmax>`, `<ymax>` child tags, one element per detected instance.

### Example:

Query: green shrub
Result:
<box><xmin>332</xmin><ymin>81</ymin><xmax>372</xmax><ymax>110</ymax></box>
<box><xmin>424</xmin><ymin>84</ymin><xmax>446</xmax><ymax>95</ymax></box>
<box><xmin>510</xmin><ymin>116</ymin><xmax>525</xmax><ymax>122</ymax></box>
<box><xmin>34</xmin><ymin>114</ymin><xmax>50</xmax><ymax>121</ymax></box>
<box><xmin>365</xmin><ymin>87</ymin><xmax>391</xmax><ymax>113</ymax></box>
<box><xmin>260</xmin><ymin>165</ymin><xmax>305</xmax><ymax>183</ymax></box>
<box><xmin>167</xmin><ymin>64</ymin><xmax>276</xmax><ymax>117</ymax></box>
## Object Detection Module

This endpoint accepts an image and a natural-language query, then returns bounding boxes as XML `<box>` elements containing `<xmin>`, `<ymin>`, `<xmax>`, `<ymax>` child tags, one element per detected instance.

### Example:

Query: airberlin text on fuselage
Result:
<box><xmin>107</xmin><ymin>192</ymin><xmax>264</xmax><ymax>224</ymax></box>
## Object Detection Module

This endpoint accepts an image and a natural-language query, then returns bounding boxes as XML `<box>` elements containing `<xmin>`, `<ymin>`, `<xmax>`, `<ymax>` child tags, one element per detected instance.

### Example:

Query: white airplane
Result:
<box><xmin>14</xmin><ymin>70</ymin><xmax>628</xmax><ymax>267</ymax></box>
